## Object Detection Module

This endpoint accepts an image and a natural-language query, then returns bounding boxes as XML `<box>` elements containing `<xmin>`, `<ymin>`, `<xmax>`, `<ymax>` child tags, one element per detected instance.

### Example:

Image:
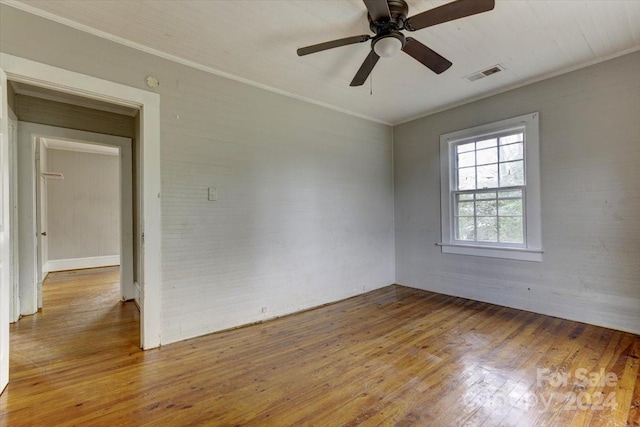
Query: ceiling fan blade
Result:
<box><xmin>297</xmin><ymin>35</ymin><xmax>371</xmax><ymax>56</ymax></box>
<box><xmin>406</xmin><ymin>0</ymin><xmax>495</xmax><ymax>31</ymax></box>
<box><xmin>363</xmin><ymin>0</ymin><xmax>391</xmax><ymax>22</ymax></box>
<box><xmin>350</xmin><ymin>51</ymin><xmax>381</xmax><ymax>86</ymax></box>
<box><xmin>402</xmin><ymin>37</ymin><xmax>452</xmax><ymax>74</ymax></box>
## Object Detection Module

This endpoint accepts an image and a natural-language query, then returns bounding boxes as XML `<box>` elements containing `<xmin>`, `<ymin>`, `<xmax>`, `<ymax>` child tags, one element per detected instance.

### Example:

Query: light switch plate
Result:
<box><xmin>208</xmin><ymin>187</ymin><xmax>217</xmax><ymax>201</ymax></box>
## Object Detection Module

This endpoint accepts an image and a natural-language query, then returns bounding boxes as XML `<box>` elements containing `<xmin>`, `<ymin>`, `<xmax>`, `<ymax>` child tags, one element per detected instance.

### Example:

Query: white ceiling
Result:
<box><xmin>8</xmin><ymin>0</ymin><xmax>640</xmax><ymax>125</ymax></box>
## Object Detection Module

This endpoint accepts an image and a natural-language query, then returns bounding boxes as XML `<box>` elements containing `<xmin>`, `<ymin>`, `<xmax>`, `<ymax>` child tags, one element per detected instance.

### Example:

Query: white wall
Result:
<box><xmin>0</xmin><ymin>5</ymin><xmax>395</xmax><ymax>344</ymax></box>
<box><xmin>394</xmin><ymin>52</ymin><xmax>640</xmax><ymax>334</ymax></box>
<box><xmin>46</xmin><ymin>148</ymin><xmax>120</xmax><ymax>270</ymax></box>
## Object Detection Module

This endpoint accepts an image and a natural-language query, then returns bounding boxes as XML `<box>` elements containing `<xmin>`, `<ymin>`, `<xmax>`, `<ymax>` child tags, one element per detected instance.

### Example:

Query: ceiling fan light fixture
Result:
<box><xmin>373</xmin><ymin>33</ymin><xmax>404</xmax><ymax>58</ymax></box>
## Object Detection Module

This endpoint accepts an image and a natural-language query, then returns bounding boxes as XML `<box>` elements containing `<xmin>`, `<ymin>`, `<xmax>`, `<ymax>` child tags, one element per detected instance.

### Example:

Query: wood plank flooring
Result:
<box><xmin>0</xmin><ymin>267</ymin><xmax>638</xmax><ymax>426</ymax></box>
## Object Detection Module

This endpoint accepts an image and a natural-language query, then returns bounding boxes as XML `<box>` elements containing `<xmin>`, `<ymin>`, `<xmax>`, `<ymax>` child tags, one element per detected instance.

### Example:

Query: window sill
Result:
<box><xmin>436</xmin><ymin>242</ymin><xmax>543</xmax><ymax>262</ymax></box>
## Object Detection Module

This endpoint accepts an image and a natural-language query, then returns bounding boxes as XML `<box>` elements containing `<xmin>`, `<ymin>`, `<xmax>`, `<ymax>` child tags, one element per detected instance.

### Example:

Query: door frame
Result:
<box><xmin>1</xmin><ymin>64</ymin><xmax>9</xmax><ymax>393</ymax></box>
<box><xmin>0</xmin><ymin>53</ymin><xmax>162</xmax><ymax>350</ymax></box>
<box><xmin>18</xmin><ymin>124</ymin><xmax>136</xmax><ymax>310</ymax></box>
<box><xmin>7</xmin><ymin>107</ymin><xmax>19</xmax><ymax>324</ymax></box>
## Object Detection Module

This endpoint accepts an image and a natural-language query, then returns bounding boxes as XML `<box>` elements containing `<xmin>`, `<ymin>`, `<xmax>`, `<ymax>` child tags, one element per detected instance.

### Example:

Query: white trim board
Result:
<box><xmin>47</xmin><ymin>256</ymin><xmax>120</xmax><ymax>272</ymax></box>
<box><xmin>43</xmin><ymin>138</ymin><xmax>119</xmax><ymax>156</ymax></box>
<box><xmin>0</xmin><ymin>53</ymin><xmax>162</xmax><ymax>350</ymax></box>
<box><xmin>10</xmin><ymin>80</ymin><xmax>138</xmax><ymax>117</ymax></box>
<box><xmin>1</xmin><ymin>56</ymin><xmax>10</xmax><ymax>393</ymax></box>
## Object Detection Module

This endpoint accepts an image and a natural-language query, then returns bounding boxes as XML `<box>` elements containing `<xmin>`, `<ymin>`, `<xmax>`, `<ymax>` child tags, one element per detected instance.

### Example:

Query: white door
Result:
<box><xmin>1</xmin><ymin>67</ymin><xmax>10</xmax><ymax>393</ymax></box>
<box><xmin>35</xmin><ymin>142</ymin><xmax>46</xmax><ymax>309</ymax></box>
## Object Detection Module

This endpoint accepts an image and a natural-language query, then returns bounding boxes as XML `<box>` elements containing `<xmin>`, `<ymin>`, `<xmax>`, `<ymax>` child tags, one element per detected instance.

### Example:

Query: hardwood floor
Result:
<box><xmin>0</xmin><ymin>267</ymin><xmax>638</xmax><ymax>426</ymax></box>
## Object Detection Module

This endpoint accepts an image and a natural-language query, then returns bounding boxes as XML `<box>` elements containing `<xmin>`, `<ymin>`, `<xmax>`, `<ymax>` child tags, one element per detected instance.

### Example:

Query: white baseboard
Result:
<box><xmin>133</xmin><ymin>282</ymin><xmax>141</xmax><ymax>311</ymax></box>
<box><xmin>47</xmin><ymin>255</ymin><xmax>120</xmax><ymax>272</ymax></box>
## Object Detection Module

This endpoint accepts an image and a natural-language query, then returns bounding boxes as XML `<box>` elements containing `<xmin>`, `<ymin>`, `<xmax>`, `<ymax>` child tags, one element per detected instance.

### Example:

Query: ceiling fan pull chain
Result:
<box><xmin>369</xmin><ymin>54</ymin><xmax>374</xmax><ymax>95</ymax></box>
<box><xmin>369</xmin><ymin>72</ymin><xmax>373</xmax><ymax>95</ymax></box>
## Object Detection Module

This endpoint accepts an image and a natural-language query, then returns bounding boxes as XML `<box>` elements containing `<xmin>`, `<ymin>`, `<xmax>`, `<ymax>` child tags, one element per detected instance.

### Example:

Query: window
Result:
<box><xmin>440</xmin><ymin>112</ymin><xmax>542</xmax><ymax>261</ymax></box>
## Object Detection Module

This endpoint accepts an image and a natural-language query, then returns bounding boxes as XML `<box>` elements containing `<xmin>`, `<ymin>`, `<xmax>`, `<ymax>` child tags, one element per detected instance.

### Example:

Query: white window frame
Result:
<box><xmin>439</xmin><ymin>112</ymin><xmax>542</xmax><ymax>262</ymax></box>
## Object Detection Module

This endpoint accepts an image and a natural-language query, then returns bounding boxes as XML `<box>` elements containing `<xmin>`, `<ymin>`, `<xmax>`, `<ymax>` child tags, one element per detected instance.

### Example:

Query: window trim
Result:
<box><xmin>440</xmin><ymin>112</ymin><xmax>542</xmax><ymax>262</ymax></box>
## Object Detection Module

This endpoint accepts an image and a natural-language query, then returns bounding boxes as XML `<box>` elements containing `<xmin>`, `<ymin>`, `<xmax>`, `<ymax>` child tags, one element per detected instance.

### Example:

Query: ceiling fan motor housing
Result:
<box><xmin>368</xmin><ymin>0</ymin><xmax>409</xmax><ymax>34</ymax></box>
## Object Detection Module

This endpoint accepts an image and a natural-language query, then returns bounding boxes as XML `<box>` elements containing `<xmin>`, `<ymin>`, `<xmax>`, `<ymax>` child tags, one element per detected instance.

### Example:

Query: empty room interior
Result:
<box><xmin>0</xmin><ymin>0</ymin><xmax>638</xmax><ymax>426</ymax></box>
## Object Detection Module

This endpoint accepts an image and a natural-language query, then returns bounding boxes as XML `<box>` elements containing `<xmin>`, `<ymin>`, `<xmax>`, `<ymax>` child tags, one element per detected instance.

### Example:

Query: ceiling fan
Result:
<box><xmin>297</xmin><ymin>0</ymin><xmax>495</xmax><ymax>86</ymax></box>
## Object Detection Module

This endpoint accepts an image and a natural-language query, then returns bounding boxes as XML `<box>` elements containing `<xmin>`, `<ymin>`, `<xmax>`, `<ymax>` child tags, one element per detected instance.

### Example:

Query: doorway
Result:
<box><xmin>17</xmin><ymin>123</ymin><xmax>135</xmax><ymax>315</ymax></box>
<box><xmin>1</xmin><ymin>53</ymin><xmax>162</xmax><ymax>394</ymax></box>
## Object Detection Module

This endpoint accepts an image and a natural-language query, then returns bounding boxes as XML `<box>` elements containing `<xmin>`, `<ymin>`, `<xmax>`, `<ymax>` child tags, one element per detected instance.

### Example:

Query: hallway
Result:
<box><xmin>2</xmin><ymin>267</ymin><xmax>140</xmax><ymax>424</ymax></box>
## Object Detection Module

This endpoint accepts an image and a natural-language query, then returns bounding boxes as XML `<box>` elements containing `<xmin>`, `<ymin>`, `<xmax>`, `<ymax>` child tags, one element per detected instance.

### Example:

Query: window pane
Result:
<box><xmin>477</xmin><ymin>164</ymin><xmax>498</xmax><ymax>188</ymax></box>
<box><xmin>457</xmin><ymin>142</ymin><xmax>475</xmax><ymax>153</ymax></box>
<box><xmin>456</xmin><ymin>217</ymin><xmax>475</xmax><ymax>240</ymax></box>
<box><xmin>499</xmin><ymin>160</ymin><xmax>524</xmax><ymax>186</ymax></box>
<box><xmin>458</xmin><ymin>193</ymin><xmax>474</xmax><ymax>201</ymax></box>
<box><xmin>457</xmin><ymin>151</ymin><xmax>475</xmax><ymax>167</ymax></box>
<box><xmin>477</xmin><ymin>217</ymin><xmax>498</xmax><ymax>242</ymax></box>
<box><xmin>457</xmin><ymin>201</ymin><xmax>474</xmax><ymax>216</ymax></box>
<box><xmin>476</xmin><ymin>138</ymin><xmax>497</xmax><ymax>149</ymax></box>
<box><xmin>499</xmin><ymin>216</ymin><xmax>524</xmax><ymax>243</ymax></box>
<box><xmin>458</xmin><ymin>167</ymin><xmax>476</xmax><ymax>190</ymax></box>
<box><xmin>476</xmin><ymin>200</ymin><xmax>497</xmax><ymax>216</ymax></box>
<box><xmin>476</xmin><ymin>191</ymin><xmax>496</xmax><ymax>200</ymax></box>
<box><xmin>499</xmin><ymin>133</ymin><xmax>523</xmax><ymax>145</ymax></box>
<box><xmin>499</xmin><ymin>142</ymin><xmax>523</xmax><ymax>162</ymax></box>
<box><xmin>498</xmin><ymin>190</ymin><xmax>522</xmax><ymax>199</ymax></box>
<box><xmin>498</xmin><ymin>198</ymin><xmax>522</xmax><ymax>215</ymax></box>
<box><xmin>476</xmin><ymin>147</ymin><xmax>497</xmax><ymax>165</ymax></box>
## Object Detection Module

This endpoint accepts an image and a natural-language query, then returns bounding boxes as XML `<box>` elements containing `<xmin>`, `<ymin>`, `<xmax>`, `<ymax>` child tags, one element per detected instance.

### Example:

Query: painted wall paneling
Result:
<box><xmin>0</xmin><ymin>5</ymin><xmax>395</xmax><ymax>345</ymax></box>
<box><xmin>394</xmin><ymin>52</ymin><xmax>640</xmax><ymax>334</ymax></box>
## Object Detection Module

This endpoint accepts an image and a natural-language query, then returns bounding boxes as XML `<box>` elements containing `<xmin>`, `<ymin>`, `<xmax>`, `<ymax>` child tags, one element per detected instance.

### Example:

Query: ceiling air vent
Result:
<box><xmin>466</xmin><ymin>65</ymin><xmax>504</xmax><ymax>82</ymax></box>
